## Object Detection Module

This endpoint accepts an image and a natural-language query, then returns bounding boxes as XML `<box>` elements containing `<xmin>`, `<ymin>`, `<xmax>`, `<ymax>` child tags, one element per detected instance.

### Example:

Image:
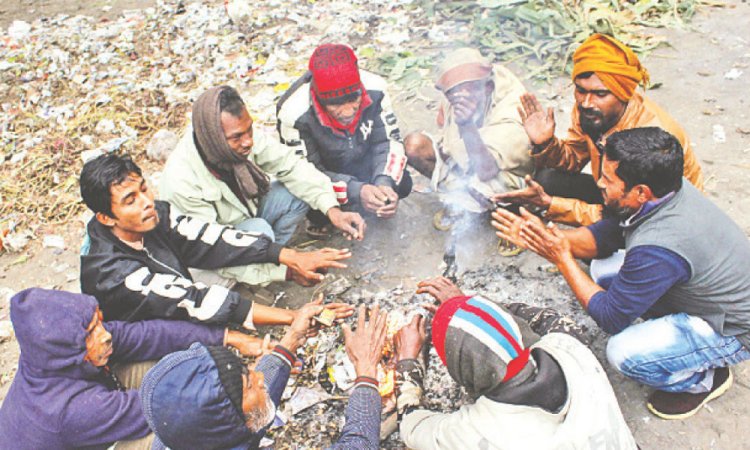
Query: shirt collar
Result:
<box><xmin>622</xmin><ymin>190</ymin><xmax>676</xmax><ymax>226</ymax></box>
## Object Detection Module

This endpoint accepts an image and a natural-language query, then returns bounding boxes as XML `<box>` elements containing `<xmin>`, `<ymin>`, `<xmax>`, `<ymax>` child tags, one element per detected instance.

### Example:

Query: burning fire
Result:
<box><xmin>376</xmin><ymin>313</ymin><xmax>408</xmax><ymax>398</ymax></box>
<box><xmin>378</xmin><ymin>366</ymin><xmax>395</xmax><ymax>397</ymax></box>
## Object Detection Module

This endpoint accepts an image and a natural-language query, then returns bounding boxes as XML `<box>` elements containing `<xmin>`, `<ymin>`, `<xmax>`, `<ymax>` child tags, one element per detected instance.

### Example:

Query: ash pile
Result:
<box><xmin>265</xmin><ymin>279</ymin><xmax>469</xmax><ymax>449</ymax></box>
<box><xmin>265</xmin><ymin>262</ymin><xmax>603</xmax><ymax>449</ymax></box>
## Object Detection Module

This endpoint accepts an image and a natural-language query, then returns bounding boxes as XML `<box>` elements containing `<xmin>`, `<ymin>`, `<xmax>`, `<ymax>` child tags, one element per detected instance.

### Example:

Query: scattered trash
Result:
<box><xmin>284</xmin><ymin>386</ymin><xmax>333</xmax><ymax>416</ymax></box>
<box><xmin>0</xmin><ymin>230</ymin><xmax>33</xmax><ymax>253</ymax></box>
<box><xmin>0</xmin><ymin>0</ymin><xmax>718</xmax><ymax>241</ymax></box>
<box><xmin>713</xmin><ymin>124</ymin><xmax>727</xmax><ymax>143</ymax></box>
<box><xmin>81</xmin><ymin>149</ymin><xmax>104</xmax><ymax>163</ymax></box>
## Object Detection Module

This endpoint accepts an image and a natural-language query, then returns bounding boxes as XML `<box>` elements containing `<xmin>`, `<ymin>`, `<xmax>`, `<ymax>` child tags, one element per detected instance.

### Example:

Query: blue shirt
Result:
<box><xmin>585</xmin><ymin>194</ymin><xmax>692</xmax><ymax>335</ymax></box>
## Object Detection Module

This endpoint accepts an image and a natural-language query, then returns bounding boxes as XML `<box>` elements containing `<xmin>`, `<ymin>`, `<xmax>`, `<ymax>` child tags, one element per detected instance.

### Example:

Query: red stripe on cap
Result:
<box><xmin>460</xmin><ymin>304</ymin><xmax>524</xmax><ymax>356</ymax></box>
<box><xmin>460</xmin><ymin>303</ymin><xmax>529</xmax><ymax>382</ymax></box>
<box><xmin>431</xmin><ymin>296</ymin><xmax>472</xmax><ymax>366</ymax></box>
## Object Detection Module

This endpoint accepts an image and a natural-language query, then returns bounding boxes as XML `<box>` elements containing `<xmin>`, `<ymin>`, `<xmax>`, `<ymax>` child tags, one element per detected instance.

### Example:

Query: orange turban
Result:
<box><xmin>571</xmin><ymin>33</ymin><xmax>650</xmax><ymax>102</ymax></box>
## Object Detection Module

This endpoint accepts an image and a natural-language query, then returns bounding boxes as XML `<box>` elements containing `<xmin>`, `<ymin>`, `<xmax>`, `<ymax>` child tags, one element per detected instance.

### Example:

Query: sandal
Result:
<box><xmin>433</xmin><ymin>209</ymin><xmax>454</xmax><ymax>231</ymax></box>
<box><xmin>498</xmin><ymin>239</ymin><xmax>524</xmax><ymax>257</ymax></box>
<box><xmin>305</xmin><ymin>220</ymin><xmax>332</xmax><ymax>239</ymax></box>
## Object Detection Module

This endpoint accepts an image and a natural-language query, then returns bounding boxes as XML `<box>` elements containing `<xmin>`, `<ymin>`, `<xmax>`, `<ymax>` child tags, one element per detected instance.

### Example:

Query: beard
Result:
<box><xmin>603</xmin><ymin>202</ymin><xmax>639</xmax><ymax>221</ymax></box>
<box><xmin>245</xmin><ymin>394</ymin><xmax>277</xmax><ymax>433</ymax></box>
<box><xmin>578</xmin><ymin>105</ymin><xmax>616</xmax><ymax>138</ymax></box>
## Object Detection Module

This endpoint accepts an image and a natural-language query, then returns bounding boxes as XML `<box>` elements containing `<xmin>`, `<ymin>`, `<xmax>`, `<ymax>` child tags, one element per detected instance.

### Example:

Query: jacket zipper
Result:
<box><xmin>143</xmin><ymin>246</ymin><xmax>184</xmax><ymax>278</ymax></box>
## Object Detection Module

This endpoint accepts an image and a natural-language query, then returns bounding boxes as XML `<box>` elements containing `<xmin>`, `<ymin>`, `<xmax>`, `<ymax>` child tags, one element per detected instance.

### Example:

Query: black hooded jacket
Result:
<box><xmin>81</xmin><ymin>201</ymin><xmax>283</xmax><ymax>324</ymax></box>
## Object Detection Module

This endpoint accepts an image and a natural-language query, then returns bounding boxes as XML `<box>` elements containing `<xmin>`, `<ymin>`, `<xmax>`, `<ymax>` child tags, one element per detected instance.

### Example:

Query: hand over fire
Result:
<box><xmin>280</xmin><ymin>298</ymin><xmax>324</xmax><ymax>353</ymax></box>
<box><xmin>394</xmin><ymin>315</ymin><xmax>427</xmax><ymax>361</ymax></box>
<box><xmin>342</xmin><ymin>304</ymin><xmax>388</xmax><ymax>379</ymax></box>
<box><xmin>416</xmin><ymin>276</ymin><xmax>465</xmax><ymax>313</ymax></box>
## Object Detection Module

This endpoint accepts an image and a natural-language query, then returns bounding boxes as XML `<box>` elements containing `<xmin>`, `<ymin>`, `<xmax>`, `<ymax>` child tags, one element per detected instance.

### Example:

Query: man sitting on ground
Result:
<box><xmin>495</xmin><ymin>33</ymin><xmax>703</xmax><ymax>226</ymax></box>
<box><xmin>141</xmin><ymin>302</ymin><xmax>388</xmax><ymax>450</ymax></box>
<box><xmin>404</xmin><ymin>48</ymin><xmax>533</xmax><ymax>228</ymax></box>
<box><xmin>493</xmin><ymin>127</ymin><xmax>750</xmax><ymax>419</ymax></box>
<box><xmin>80</xmin><ymin>154</ymin><xmax>352</xmax><ymax>328</ymax></box>
<box><xmin>0</xmin><ymin>288</ymin><xmax>268</xmax><ymax>449</ymax></box>
<box><xmin>394</xmin><ymin>277</ymin><xmax>637</xmax><ymax>449</ymax></box>
<box><xmin>277</xmin><ymin>44</ymin><xmax>411</xmax><ymax>227</ymax></box>
<box><xmin>161</xmin><ymin>86</ymin><xmax>365</xmax><ymax>286</ymax></box>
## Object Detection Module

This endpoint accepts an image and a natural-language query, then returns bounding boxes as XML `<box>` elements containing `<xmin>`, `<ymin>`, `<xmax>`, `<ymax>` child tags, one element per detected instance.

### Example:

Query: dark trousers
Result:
<box><xmin>308</xmin><ymin>171</ymin><xmax>413</xmax><ymax>226</ymax></box>
<box><xmin>535</xmin><ymin>168</ymin><xmax>603</xmax><ymax>205</ymax></box>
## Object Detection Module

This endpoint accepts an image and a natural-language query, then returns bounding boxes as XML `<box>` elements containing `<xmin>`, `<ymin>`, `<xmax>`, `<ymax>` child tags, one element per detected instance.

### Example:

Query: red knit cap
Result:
<box><xmin>309</xmin><ymin>44</ymin><xmax>361</xmax><ymax>100</ymax></box>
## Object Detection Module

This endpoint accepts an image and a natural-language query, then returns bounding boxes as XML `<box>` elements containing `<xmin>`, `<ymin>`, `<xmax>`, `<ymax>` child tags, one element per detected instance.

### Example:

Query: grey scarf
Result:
<box><xmin>192</xmin><ymin>86</ymin><xmax>270</xmax><ymax>204</ymax></box>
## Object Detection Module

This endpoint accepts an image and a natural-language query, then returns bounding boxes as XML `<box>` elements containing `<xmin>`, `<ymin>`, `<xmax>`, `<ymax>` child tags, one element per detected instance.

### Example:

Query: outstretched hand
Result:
<box><xmin>342</xmin><ymin>304</ymin><xmax>388</xmax><ymax>378</ymax></box>
<box><xmin>491</xmin><ymin>175</ymin><xmax>552</xmax><ymax>209</ymax></box>
<box><xmin>416</xmin><ymin>276</ymin><xmax>464</xmax><ymax>313</ymax></box>
<box><xmin>491</xmin><ymin>207</ymin><xmax>527</xmax><ymax>250</ymax></box>
<box><xmin>280</xmin><ymin>297</ymin><xmax>325</xmax><ymax>353</ymax></box>
<box><xmin>280</xmin><ymin>248</ymin><xmax>351</xmax><ymax>286</ymax></box>
<box><xmin>518</xmin><ymin>92</ymin><xmax>555</xmax><ymax>146</ymax></box>
<box><xmin>518</xmin><ymin>208</ymin><xmax>573</xmax><ymax>266</ymax></box>
<box><xmin>225</xmin><ymin>331</ymin><xmax>274</xmax><ymax>358</ymax></box>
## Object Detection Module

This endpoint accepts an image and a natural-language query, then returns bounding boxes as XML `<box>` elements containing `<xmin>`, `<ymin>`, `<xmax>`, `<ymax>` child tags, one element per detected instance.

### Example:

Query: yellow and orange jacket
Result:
<box><xmin>533</xmin><ymin>92</ymin><xmax>703</xmax><ymax>226</ymax></box>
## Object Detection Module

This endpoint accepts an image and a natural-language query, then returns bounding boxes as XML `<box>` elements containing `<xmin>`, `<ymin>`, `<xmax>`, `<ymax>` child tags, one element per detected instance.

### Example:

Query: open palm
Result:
<box><xmin>518</xmin><ymin>93</ymin><xmax>555</xmax><ymax>145</ymax></box>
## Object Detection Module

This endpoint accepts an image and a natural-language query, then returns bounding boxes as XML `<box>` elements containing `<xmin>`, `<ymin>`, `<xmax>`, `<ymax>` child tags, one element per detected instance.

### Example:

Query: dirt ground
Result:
<box><xmin>1</xmin><ymin>0</ymin><xmax>750</xmax><ymax>449</ymax></box>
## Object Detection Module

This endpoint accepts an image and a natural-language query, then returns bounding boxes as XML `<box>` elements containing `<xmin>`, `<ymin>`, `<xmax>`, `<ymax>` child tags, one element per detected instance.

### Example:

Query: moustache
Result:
<box><xmin>578</xmin><ymin>105</ymin><xmax>603</xmax><ymax>119</ymax></box>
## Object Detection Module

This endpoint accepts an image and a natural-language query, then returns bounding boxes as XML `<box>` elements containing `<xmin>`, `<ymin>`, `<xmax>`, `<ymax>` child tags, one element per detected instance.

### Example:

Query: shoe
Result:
<box><xmin>646</xmin><ymin>367</ymin><xmax>733</xmax><ymax>420</ymax></box>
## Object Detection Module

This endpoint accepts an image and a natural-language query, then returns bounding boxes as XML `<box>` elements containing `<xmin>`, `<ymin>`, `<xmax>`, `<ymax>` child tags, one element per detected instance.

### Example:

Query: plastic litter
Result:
<box><xmin>42</xmin><ymin>235</ymin><xmax>66</xmax><ymax>250</ymax></box>
<box><xmin>284</xmin><ymin>386</ymin><xmax>332</xmax><ymax>416</ymax></box>
<box><xmin>7</xmin><ymin>21</ymin><xmax>31</xmax><ymax>41</ymax></box>
<box><xmin>724</xmin><ymin>68</ymin><xmax>743</xmax><ymax>80</ymax></box>
<box><xmin>712</xmin><ymin>124</ymin><xmax>727</xmax><ymax>143</ymax></box>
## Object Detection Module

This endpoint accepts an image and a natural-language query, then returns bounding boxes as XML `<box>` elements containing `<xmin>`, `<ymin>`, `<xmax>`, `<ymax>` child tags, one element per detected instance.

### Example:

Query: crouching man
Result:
<box><xmin>0</xmin><ymin>288</ymin><xmax>268</xmax><ymax>449</ymax></box>
<box><xmin>394</xmin><ymin>278</ymin><xmax>637</xmax><ymax>449</ymax></box>
<box><xmin>160</xmin><ymin>85</ymin><xmax>365</xmax><ymax>288</ymax></box>
<box><xmin>277</xmin><ymin>44</ymin><xmax>411</xmax><ymax>225</ymax></box>
<box><xmin>141</xmin><ymin>302</ymin><xmax>389</xmax><ymax>449</ymax></box>
<box><xmin>404</xmin><ymin>48</ymin><xmax>533</xmax><ymax>224</ymax></box>
<box><xmin>80</xmin><ymin>153</ymin><xmax>352</xmax><ymax>328</ymax></box>
<box><xmin>493</xmin><ymin>127</ymin><xmax>750</xmax><ymax>419</ymax></box>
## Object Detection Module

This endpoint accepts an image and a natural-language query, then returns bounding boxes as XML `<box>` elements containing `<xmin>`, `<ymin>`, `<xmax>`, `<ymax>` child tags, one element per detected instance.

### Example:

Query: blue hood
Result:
<box><xmin>12</xmin><ymin>287</ymin><xmax>100</xmax><ymax>378</ymax></box>
<box><xmin>140</xmin><ymin>343</ymin><xmax>252</xmax><ymax>449</ymax></box>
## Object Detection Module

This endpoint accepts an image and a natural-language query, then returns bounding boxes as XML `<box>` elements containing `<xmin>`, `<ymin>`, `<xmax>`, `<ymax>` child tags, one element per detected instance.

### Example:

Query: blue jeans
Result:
<box><xmin>607</xmin><ymin>313</ymin><xmax>750</xmax><ymax>393</ymax></box>
<box><xmin>238</xmin><ymin>181</ymin><xmax>309</xmax><ymax>245</ymax></box>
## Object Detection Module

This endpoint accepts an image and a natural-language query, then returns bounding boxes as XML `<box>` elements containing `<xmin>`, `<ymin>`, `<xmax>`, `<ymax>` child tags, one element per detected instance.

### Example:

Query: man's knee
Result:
<box><xmin>404</xmin><ymin>132</ymin><xmax>435</xmax><ymax>178</ymax></box>
<box><xmin>261</xmin><ymin>182</ymin><xmax>309</xmax><ymax>223</ymax></box>
<box><xmin>606</xmin><ymin>325</ymin><xmax>660</xmax><ymax>379</ymax></box>
<box><xmin>235</xmin><ymin>218</ymin><xmax>275</xmax><ymax>241</ymax></box>
<box><xmin>606</xmin><ymin>331</ymin><xmax>632</xmax><ymax>372</ymax></box>
<box><xmin>404</xmin><ymin>132</ymin><xmax>431</xmax><ymax>159</ymax></box>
